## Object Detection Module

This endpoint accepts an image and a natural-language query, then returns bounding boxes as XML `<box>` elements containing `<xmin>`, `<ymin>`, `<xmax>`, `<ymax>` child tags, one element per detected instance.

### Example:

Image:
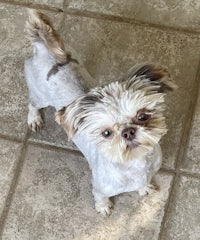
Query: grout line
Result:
<box><xmin>0</xmin><ymin>0</ymin><xmax>63</xmax><ymax>12</ymax></box>
<box><xmin>158</xmin><ymin>56</ymin><xmax>200</xmax><ymax>240</ymax></box>
<box><xmin>179</xmin><ymin>170</ymin><xmax>200</xmax><ymax>179</ymax></box>
<box><xmin>0</xmin><ymin>133</ymin><xmax>23</xmax><ymax>144</ymax></box>
<box><xmin>160</xmin><ymin>167</ymin><xmax>200</xmax><ymax>179</ymax></box>
<box><xmin>28</xmin><ymin>139</ymin><xmax>84</xmax><ymax>157</ymax></box>
<box><xmin>63</xmin><ymin>0</ymin><xmax>68</xmax><ymax>10</ymax></box>
<box><xmin>0</xmin><ymin>128</ymin><xmax>30</xmax><ymax>237</ymax></box>
<box><xmin>64</xmin><ymin>8</ymin><xmax>200</xmax><ymax>37</ymax></box>
<box><xmin>158</xmin><ymin>172</ymin><xmax>178</xmax><ymax>239</ymax></box>
<box><xmin>2</xmin><ymin>135</ymin><xmax>199</xmax><ymax>178</ymax></box>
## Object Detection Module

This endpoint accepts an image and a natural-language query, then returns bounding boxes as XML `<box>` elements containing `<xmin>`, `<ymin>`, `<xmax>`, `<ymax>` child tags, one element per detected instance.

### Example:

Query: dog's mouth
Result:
<box><xmin>126</xmin><ymin>141</ymin><xmax>140</xmax><ymax>150</ymax></box>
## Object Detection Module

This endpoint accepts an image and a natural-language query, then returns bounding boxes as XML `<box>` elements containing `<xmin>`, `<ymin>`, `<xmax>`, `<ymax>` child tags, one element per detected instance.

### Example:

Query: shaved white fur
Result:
<box><xmin>25</xmin><ymin>43</ymin><xmax>87</xmax><ymax>110</ymax></box>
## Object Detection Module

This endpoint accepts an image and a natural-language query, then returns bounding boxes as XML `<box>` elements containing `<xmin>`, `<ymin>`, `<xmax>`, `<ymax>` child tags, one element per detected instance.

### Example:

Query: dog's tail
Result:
<box><xmin>25</xmin><ymin>9</ymin><xmax>67</xmax><ymax>64</ymax></box>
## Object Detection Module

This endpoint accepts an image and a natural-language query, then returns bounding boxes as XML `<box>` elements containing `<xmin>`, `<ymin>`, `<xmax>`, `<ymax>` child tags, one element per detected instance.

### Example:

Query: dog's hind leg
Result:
<box><xmin>27</xmin><ymin>103</ymin><xmax>44</xmax><ymax>132</ymax></box>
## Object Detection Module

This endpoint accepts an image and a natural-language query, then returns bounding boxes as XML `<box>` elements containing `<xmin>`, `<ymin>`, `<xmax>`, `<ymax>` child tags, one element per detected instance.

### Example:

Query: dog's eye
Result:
<box><xmin>137</xmin><ymin>113</ymin><xmax>150</xmax><ymax>123</ymax></box>
<box><xmin>102</xmin><ymin>129</ymin><xmax>113</xmax><ymax>138</ymax></box>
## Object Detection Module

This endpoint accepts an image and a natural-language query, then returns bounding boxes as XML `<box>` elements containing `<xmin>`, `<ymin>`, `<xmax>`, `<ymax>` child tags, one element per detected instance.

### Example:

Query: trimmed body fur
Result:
<box><xmin>25</xmin><ymin>10</ymin><xmax>176</xmax><ymax>215</ymax></box>
<box><xmin>25</xmin><ymin>10</ymin><xmax>91</xmax><ymax>130</ymax></box>
<box><xmin>73</xmin><ymin>133</ymin><xmax>162</xmax><ymax>214</ymax></box>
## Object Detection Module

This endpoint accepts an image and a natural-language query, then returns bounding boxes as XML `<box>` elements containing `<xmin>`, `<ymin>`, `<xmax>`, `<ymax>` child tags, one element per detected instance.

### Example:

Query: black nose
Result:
<box><xmin>121</xmin><ymin>128</ymin><xmax>135</xmax><ymax>141</ymax></box>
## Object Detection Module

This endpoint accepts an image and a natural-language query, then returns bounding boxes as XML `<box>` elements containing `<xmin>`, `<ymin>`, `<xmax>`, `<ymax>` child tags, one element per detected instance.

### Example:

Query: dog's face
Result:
<box><xmin>56</xmin><ymin>64</ymin><xmax>176</xmax><ymax>163</ymax></box>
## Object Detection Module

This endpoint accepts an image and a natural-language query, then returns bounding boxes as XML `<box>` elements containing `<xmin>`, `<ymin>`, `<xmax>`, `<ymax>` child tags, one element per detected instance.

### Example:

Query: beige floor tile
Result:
<box><xmin>0</xmin><ymin>4</ymin><xmax>30</xmax><ymax>140</ymax></box>
<box><xmin>28</xmin><ymin>107</ymin><xmax>77</xmax><ymax>150</ymax></box>
<box><xmin>2</xmin><ymin>144</ymin><xmax>173</xmax><ymax>240</ymax></box>
<box><xmin>67</xmin><ymin>0</ymin><xmax>200</xmax><ymax>31</ymax></box>
<box><xmin>0</xmin><ymin>1</ymin><xmax>200</xmax><ymax>239</ymax></box>
<box><xmin>0</xmin><ymin>138</ymin><xmax>23</xmax><ymax>217</ymax></box>
<box><xmin>59</xmin><ymin>15</ymin><xmax>200</xmax><ymax>169</ymax></box>
<box><xmin>0</xmin><ymin>3</ymin><xmax>63</xmax><ymax>140</ymax></box>
<box><xmin>181</xmin><ymin>89</ymin><xmax>200</xmax><ymax>174</ymax></box>
<box><xmin>161</xmin><ymin>175</ymin><xmax>200</xmax><ymax>240</ymax></box>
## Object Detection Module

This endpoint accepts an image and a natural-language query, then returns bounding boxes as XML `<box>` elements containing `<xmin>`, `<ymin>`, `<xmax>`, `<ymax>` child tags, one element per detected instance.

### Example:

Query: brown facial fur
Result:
<box><xmin>55</xmin><ymin>108</ymin><xmax>66</xmax><ymax>125</ymax></box>
<box><xmin>55</xmin><ymin>63</ymin><xmax>176</xmax><ymax>162</ymax></box>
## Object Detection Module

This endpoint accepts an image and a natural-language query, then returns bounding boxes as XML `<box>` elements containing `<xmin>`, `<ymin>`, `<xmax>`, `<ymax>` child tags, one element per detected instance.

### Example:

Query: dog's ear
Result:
<box><xmin>55</xmin><ymin>93</ymin><xmax>102</xmax><ymax>140</ymax></box>
<box><xmin>55</xmin><ymin>106</ymin><xmax>77</xmax><ymax>140</ymax></box>
<box><xmin>125</xmin><ymin>63</ymin><xmax>177</xmax><ymax>93</ymax></box>
<box><xmin>55</xmin><ymin>108</ymin><xmax>65</xmax><ymax>125</ymax></box>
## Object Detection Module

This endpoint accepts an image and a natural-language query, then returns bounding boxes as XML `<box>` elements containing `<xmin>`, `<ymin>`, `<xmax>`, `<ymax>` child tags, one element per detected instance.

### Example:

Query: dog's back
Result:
<box><xmin>24</xmin><ymin>10</ymin><xmax>88</xmax><ymax>110</ymax></box>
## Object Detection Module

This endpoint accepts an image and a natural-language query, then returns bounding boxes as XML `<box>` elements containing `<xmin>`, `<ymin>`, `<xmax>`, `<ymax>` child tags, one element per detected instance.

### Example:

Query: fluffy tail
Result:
<box><xmin>25</xmin><ymin>9</ymin><xmax>67</xmax><ymax>64</ymax></box>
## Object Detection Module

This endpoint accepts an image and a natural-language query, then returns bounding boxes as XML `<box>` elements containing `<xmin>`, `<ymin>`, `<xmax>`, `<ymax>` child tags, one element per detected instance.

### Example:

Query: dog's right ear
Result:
<box><xmin>55</xmin><ymin>92</ymin><xmax>102</xmax><ymax>140</ymax></box>
<box><xmin>55</xmin><ymin>107</ymin><xmax>76</xmax><ymax>141</ymax></box>
<box><xmin>55</xmin><ymin>108</ymin><xmax>65</xmax><ymax>126</ymax></box>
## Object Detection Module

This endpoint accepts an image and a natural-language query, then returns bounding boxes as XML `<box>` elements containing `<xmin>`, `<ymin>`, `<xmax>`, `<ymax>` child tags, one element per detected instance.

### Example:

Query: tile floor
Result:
<box><xmin>0</xmin><ymin>0</ymin><xmax>200</xmax><ymax>239</ymax></box>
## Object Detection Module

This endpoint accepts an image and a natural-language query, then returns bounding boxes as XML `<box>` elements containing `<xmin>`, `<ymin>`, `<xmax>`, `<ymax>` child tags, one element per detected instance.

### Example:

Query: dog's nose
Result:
<box><xmin>121</xmin><ymin>128</ymin><xmax>135</xmax><ymax>141</ymax></box>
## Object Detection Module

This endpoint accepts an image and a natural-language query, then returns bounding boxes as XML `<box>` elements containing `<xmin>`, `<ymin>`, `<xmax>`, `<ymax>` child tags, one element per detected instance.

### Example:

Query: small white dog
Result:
<box><xmin>25</xmin><ymin>10</ymin><xmax>176</xmax><ymax>215</ymax></box>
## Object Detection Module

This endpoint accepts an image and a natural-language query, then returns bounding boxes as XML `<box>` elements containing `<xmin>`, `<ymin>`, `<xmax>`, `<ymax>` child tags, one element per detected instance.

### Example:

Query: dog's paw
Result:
<box><xmin>28</xmin><ymin>115</ymin><xmax>44</xmax><ymax>132</ymax></box>
<box><xmin>138</xmin><ymin>184</ymin><xmax>159</xmax><ymax>197</ymax></box>
<box><xmin>95</xmin><ymin>199</ymin><xmax>113</xmax><ymax>216</ymax></box>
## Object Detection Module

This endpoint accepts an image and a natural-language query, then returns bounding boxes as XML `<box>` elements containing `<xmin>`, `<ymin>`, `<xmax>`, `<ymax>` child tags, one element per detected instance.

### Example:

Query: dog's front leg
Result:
<box><xmin>27</xmin><ymin>103</ymin><xmax>44</xmax><ymax>132</ymax></box>
<box><xmin>92</xmin><ymin>189</ymin><xmax>113</xmax><ymax>216</ymax></box>
<box><xmin>138</xmin><ymin>175</ymin><xmax>159</xmax><ymax>196</ymax></box>
<box><xmin>138</xmin><ymin>183</ymin><xmax>158</xmax><ymax>196</ymax></box>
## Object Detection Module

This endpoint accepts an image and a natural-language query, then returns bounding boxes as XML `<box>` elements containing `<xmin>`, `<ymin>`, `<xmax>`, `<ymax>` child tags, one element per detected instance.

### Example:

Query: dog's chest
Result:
<box><xmin>99</xmin><ymin>159</ymin><xmax>149</xmax><ymax>196</ymax></box>
<box><xmin>73</xmin><ymin>134</ymin><xmax>161</xmax><ymax>197</ymax></box>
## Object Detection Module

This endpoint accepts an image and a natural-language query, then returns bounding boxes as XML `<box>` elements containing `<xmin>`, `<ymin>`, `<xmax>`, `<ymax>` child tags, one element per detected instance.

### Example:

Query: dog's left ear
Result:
<box><xmin>125</xmin><ymin>63</ymin><xmax>178</xmax><ymax>93</ymax></box>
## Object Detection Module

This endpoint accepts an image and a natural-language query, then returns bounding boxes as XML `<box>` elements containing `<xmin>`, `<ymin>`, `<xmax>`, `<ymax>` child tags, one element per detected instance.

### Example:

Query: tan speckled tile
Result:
<box><xmin>0</xmin><ymin>4</ymin><xmax>30</xmax><ymax>140</ymax></box>
<box><xmin>6</xmin><ymin>0</ymin><xmax>64</xmax><ymax>10</ymax></box>
<box><xmin>0</xmin><ymin>138</ymin><xmax>23</xmax><ymax>217</ymax></box>
<box><xmin>1</xmin><ymin>1</ymin><xmax>200</xmax><ymax>239</ymax></box>
<box><xmin>161</xmin><ymin>175</ymin><xmax>200</xmax><ymax>240</ymax></box>
<box><xmin>2</xmin><ymin>144</ymin><xmax>173</xmax><ymax>240</ymax></box>
<box><xmin>181</xmin><ymin>88</ymin><xmax>200</xmax><ymax>174</ymax></box>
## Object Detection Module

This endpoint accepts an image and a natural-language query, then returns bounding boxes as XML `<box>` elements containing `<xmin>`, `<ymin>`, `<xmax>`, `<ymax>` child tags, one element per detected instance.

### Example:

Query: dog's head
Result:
<box><xmin>56</xmin><ymin>64</ymin><xmax>177</xmax><ymax>163</ymax></box>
